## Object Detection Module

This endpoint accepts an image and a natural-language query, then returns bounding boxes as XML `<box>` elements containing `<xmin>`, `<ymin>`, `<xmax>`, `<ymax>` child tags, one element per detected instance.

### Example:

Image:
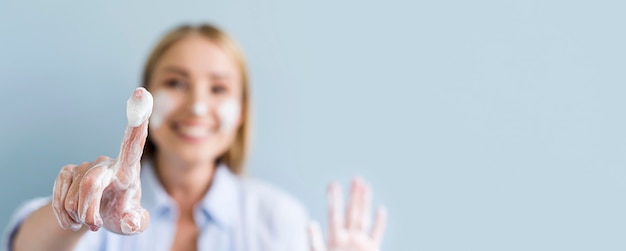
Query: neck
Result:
<box><xmin>154</xmin><ymin>152</ymin><xmax>216</xmax><ymax>210</ymax></box>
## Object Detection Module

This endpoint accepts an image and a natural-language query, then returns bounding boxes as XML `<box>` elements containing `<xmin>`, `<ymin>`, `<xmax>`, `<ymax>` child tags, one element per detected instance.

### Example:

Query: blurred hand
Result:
<box><xmin>309</xmin><ymin>178</ymin><xmax>388</xmax><ymax>251</ymax></box>
<box><xmin>51</xmin><ymin>88</ymin><xmax>153</xmax><ymax>235</ymax></box>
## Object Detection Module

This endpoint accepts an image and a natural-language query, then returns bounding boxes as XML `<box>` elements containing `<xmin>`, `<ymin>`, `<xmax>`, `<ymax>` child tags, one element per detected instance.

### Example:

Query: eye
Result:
<box><xmin>165</xmin><ymin>79</ymin><xmax>186</xmax><ymax>90</ymax></box>
<box><xmin>211</xmin><ymin>84</ymin><xmax>228</xmax><ymax>95</ymax></box>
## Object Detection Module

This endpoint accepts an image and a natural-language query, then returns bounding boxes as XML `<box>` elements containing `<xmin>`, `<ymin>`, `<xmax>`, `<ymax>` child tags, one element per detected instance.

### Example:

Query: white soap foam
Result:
<box><xmin>126</xmin><ymin>87</ymin><xmax>154</xmax><ymax>127</ymax></box>
<box><xmin>217</xmin><ymin>99</ymin><xmax>241</xmax><ymax>133</ymax></box>
<box><xmin>120</xmin><ymin>213</ymin><xmax>140</xmax><ymax>234</ymax></box>
<box><xmin>150</xmin><ymin>91</ymin><xmax>175</xmax><ymax>129</ymax></box>
<box><xmin>193</xmin><ymin>102</ymin><xmax>208</xmax><ymax>116</ymax></box>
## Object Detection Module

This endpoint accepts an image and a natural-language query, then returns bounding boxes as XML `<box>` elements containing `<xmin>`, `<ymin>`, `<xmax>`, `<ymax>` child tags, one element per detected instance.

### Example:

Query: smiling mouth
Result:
<box><xmin>172</xmin><ymin>123</ymin><xmax>213</xmax><ymax>140</ymax></box>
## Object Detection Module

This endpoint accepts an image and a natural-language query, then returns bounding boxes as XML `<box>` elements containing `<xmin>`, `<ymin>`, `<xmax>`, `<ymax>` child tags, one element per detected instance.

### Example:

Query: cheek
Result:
<box><xmin>217</xmin><ymin>99</ymin><xmax>241</xmax><ymax>133</ymax></box>
<box><xmin>149</xmin><ymin>91</ymin><xmax>177</xmax><ymax>129</ymax></box>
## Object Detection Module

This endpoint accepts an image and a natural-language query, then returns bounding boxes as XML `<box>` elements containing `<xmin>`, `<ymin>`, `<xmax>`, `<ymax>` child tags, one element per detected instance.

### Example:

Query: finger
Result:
<box><xmin>327</xmin><ymin>182</ymin><xmax>343</xmax><ymax>241</ymax></box>
<box><xmin>77</xmin><ymin>160</ymin><xmax>113</xmax><ymax>231</ymax></box>
<box><xmin>308</xmin><ymin>221</ymin><xmax>327</xmax><ymax>251</ymax></box>
<box><xmin>52</xmin><ymin>164</ymin><xmax>80</xmax><ymax>230</ymax></box>
<box><xmin>126</xmin><ymin>87</ymin><xmax>153</xmax><ymax>128</ymax></box>
<box><xmin>117</xmin><ymin>87</ymin><xmax>153</xmax><ymax>168</ymax></box>
<box><xmin>102</xmin><ymin>207</ymin><xmax>150</xmax><ymax>235</ymax></box>
<box><xmin>101</xmin><ymin>182</ymin><xmax>150</xmax><ymax>235</ymax></box>
<box><xmin>64</xmin><ymin>163</ymin><xmax>89</xmax><ymax>231</ymax></box>
<box><xmin>346</xmin><ymin>177</ymin><xmax>364</xmax><ymax>230</ymax></box>
<box><xmin>361</xmin><ymin>180</ymin><xmax>372</xmax><ymax>231</ymax></box>
<box><xmin>120</xmin><ymin>208</ymin><xmax>150</xmax><ymax>235</ymax></box>
<box><xmin>370</xmin><ymin>206</ymin><xmax>388</xmax><ymax>247</ymax></box>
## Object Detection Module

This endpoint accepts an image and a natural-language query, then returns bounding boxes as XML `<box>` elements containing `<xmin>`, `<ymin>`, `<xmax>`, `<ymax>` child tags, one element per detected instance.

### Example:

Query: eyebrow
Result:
<box><xmin>159</xmin><ymin>65</ymin><xmax>234</xmax><ymax>82</ymax></box>
<box><xmin>159</xmin><ymin>66</ymin><xmax>190</xmax><ymax>78</ymax></box>
<box><xmin>210</xmin><ymin>72</ymin><xmax>233</xmax><ymax>81</ymax></box>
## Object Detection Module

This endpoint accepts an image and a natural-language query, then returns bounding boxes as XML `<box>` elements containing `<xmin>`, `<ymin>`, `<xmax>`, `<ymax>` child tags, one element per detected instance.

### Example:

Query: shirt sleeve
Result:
<box><xmin>2</xmin><ymin>197</ymin><xmax>51</xmax><ymax>251</ymax></box>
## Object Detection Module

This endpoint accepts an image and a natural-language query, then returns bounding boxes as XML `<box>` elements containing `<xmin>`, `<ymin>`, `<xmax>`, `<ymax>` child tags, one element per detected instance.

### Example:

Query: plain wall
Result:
<box><xmin>1</xmin><ymin>0</ymin><xmax>625</xmax><ymax>250</ymax></box>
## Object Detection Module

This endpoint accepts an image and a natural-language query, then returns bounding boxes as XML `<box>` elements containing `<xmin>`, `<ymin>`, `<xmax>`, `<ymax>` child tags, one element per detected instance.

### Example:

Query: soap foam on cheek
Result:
<box><xmin>150</xmin><ymin>91</ymin><xmax>175</xmax><ymax>129</ymax></box>
<box><xmin>217</xmin><ymin>99</ymin><xmax>241</xmax><ymax>133</ymax></box>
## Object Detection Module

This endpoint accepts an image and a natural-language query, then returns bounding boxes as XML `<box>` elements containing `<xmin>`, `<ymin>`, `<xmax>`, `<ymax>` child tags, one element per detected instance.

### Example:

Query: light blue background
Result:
<box><xmin>1</xmin><ymin>0</ymin><xmax>625</xmax><ymax>250</ymax></box>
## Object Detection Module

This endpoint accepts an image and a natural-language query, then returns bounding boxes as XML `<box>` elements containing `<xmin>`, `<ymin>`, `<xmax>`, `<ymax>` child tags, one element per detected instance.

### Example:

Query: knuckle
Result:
<box><xmin>96</xmin><ymin>155</ymin><xmax>111</xmax><ymax>162</ymax></box>
<box><xmin>80</xmin><ymin>174</ymin><xmax>106</xmax><ymax>192</ymax></box>
<box><xmin>64</xmin><ymin>199</ymin><xmax>77</xmax><ymax>214</ymax></box>
<box><xmin>81</xmin><ymin>174</ymin><xmax>100</xmax><ymax>187</ymax></box>
<box><xmin>59</xmin><ymin>164</ymin><xmax>76</xmax><ymax>175</ymax></box>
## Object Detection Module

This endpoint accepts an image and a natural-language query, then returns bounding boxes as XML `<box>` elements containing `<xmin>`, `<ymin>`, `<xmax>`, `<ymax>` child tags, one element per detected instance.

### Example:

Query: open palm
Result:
<box><xmin>309</xmin><ymin>178</ymin><xmax>387</xmax><ymax>251</ymax></box>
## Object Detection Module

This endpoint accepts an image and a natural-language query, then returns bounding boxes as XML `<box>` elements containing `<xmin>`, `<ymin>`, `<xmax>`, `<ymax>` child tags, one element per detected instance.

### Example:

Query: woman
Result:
<box><xmin>4</xmin><ymin>24</ymin><xmax>386</xmax><ymax>251</ymax></box>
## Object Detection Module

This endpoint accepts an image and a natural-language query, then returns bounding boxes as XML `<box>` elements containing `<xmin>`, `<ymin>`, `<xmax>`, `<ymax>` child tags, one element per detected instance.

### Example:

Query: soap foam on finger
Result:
<box><xmin>126</xmin><ymin>87</ymin><xmax>154</xmax><ymax>127</ymax></box>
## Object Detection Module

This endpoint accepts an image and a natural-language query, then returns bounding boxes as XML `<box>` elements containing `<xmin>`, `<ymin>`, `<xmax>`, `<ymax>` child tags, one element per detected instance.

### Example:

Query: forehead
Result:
<box><xmin>154</xmin><ymin>34</ymin><xmax>241</xmax><ymax>80</ymax></box>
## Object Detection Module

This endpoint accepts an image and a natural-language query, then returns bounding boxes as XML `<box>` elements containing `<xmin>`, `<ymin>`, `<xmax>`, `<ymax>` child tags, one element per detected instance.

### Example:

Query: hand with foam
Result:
<box><xmin>308</xmin><ymin>178</ymin><xmax>388</xmax><ymax>251</ymax></box>
<box><xmin>51</xmin><ymin>87</ymin><xmax>153</xmax><ymax>235</ymax></box>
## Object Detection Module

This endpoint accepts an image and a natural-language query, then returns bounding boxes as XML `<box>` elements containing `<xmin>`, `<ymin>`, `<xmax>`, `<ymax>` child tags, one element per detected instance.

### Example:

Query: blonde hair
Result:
<box><xmin>140</xmin><ymin>24</ymin><xmax>251</xmax><ymax>175</ymax></box>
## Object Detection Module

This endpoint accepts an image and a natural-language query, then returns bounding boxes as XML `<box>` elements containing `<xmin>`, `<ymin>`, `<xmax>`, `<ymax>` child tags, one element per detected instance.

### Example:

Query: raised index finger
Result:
<box><xmin>117</xmin><ymin>87</ymin><xmax>153</xmax><ymax>169</ymax></box>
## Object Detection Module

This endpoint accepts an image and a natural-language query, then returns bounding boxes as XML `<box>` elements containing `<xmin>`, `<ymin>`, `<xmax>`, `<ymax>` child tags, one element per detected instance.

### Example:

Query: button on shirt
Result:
<box><xmin>3</xmin><ymin>162</ymin><xmax>310</xmax><ymax>251</ymax></box>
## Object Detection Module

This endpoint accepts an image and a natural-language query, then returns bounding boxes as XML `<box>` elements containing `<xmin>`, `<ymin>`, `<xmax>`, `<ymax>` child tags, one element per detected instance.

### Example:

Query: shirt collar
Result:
<box><xmin>141</xmin><ymin>160</ymin><xmax>173</xmax><ymax>214</ymax></box>
<box><xmin>141</xmin><ymin>160</ymin><xmax>241</xmax><ymax>228</ymax></box>
<box><xmin>199</xmin><ymin>163</ymin><xmax>241</xmax><ymax>228</ymax></box>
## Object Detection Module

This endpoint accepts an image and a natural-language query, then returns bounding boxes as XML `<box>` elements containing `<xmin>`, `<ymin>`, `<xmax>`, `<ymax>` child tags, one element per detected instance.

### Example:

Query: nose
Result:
<box><xmin>193</xmin><ymin>102</ymin><xmax>208</xmax><ymax>116</ymax></box>
<box><xmin>187</xmin><ymin>82</ymin><xmax>214</xmax><ymax>117</ymax></box>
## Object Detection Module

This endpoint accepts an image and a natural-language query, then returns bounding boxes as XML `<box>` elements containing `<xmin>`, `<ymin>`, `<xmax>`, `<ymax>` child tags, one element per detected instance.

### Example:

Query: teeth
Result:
<box><xmin>178</xmin><ymin>125</ymin><xmax>209</xmax><ymax>138</ymax></box>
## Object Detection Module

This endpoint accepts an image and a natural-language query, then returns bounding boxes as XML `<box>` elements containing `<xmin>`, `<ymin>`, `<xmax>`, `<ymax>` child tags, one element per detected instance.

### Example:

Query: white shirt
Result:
<box><xmin>3</xmin><ymin>162</ymin><xmax>310</xmax><ymax>251</ymax></box>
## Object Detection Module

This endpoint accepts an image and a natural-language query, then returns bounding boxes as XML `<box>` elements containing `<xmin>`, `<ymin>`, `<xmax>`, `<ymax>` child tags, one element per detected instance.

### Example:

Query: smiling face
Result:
<box><xmin>146</xmin><ymin>33</ymin><xmax>244</xmax><ymax>166</ymax></box>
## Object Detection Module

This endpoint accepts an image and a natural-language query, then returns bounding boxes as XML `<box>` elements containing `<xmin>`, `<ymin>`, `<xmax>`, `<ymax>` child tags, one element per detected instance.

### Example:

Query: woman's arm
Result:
<box><xmin>9</xmin><ymin>88</ymin><xmax>154</xmax><ymax>250</ymax></box>
<box><xmin>13</xmin><ymin>203</ymin><xmax>88</xmax><ymax>251</ymax></box>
